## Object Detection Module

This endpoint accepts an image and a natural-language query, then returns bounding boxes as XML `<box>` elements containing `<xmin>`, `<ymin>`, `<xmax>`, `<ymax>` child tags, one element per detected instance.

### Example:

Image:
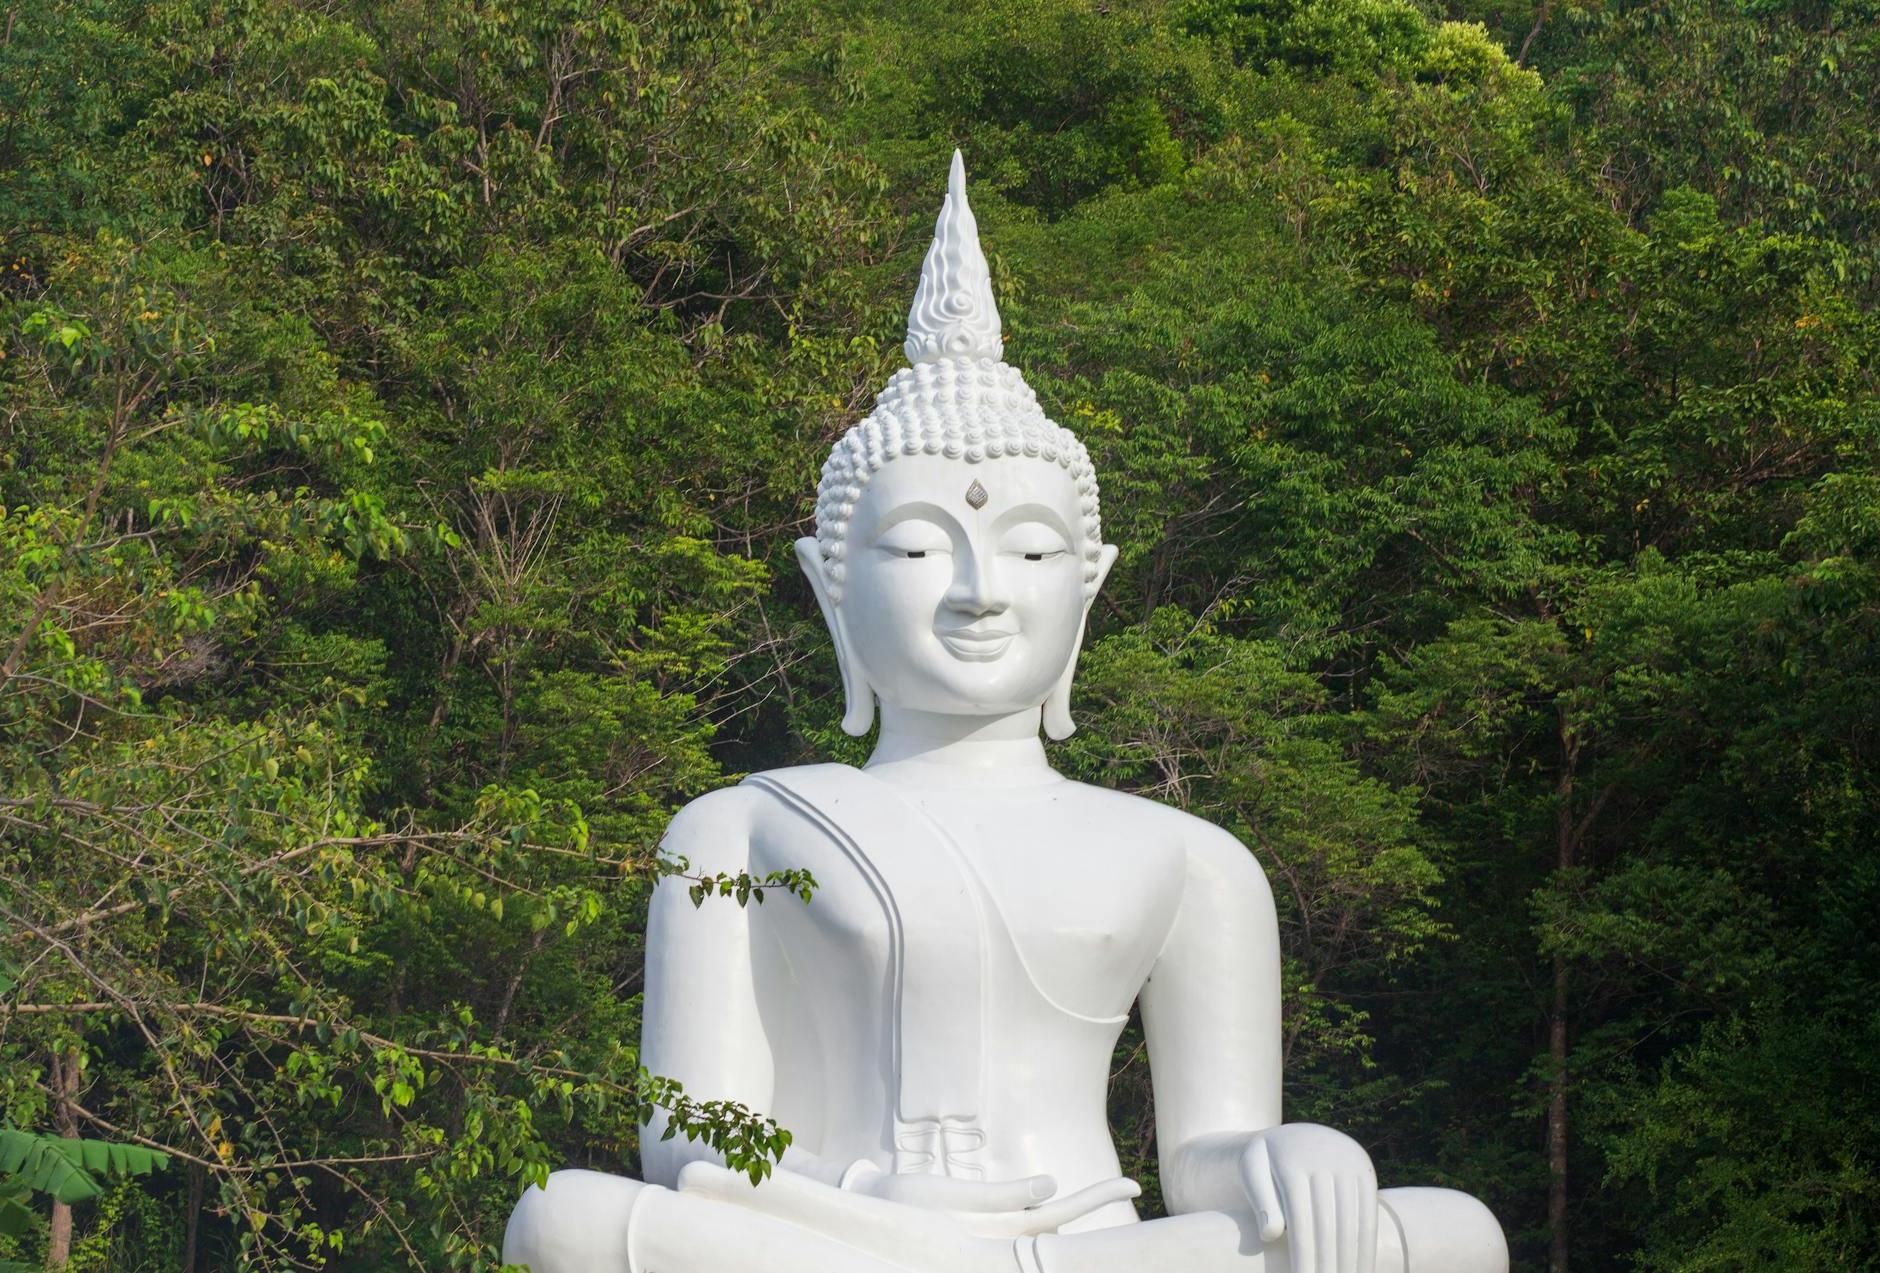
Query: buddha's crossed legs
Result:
<box><xmin>504</xmin><ymin>1166</ymin><xmax>1507</xmax><ymax>1273</ymax></box>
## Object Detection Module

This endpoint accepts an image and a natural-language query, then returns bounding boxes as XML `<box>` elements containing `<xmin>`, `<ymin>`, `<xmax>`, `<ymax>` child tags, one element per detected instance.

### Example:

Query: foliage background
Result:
<box><xmin>1</xmin><ymin>0</ymin><xmax>1875</xmax><ymax>1268</ymax></box>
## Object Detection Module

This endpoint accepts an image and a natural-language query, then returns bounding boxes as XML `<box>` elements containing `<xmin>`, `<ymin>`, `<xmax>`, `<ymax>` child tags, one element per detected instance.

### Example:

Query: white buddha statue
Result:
<box><xmin>503</xmin><ymin>152</ymin><xmax>1508</xmax><ymax>1273</ymax></box>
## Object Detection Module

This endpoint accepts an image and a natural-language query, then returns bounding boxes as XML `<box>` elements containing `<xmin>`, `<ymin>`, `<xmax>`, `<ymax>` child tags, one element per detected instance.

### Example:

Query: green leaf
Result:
<box><xmin>0</xmin><ymin>1130</ymin><xmax>168</xmax><ymax>1205</ymax></box>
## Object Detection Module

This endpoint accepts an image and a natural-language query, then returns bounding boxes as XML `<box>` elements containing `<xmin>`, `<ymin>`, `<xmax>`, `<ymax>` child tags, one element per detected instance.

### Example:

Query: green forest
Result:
<box><xmin>2</xmin><ymin>0</ymin><xmax>1876</xmax><ymax>1267</ymax></box>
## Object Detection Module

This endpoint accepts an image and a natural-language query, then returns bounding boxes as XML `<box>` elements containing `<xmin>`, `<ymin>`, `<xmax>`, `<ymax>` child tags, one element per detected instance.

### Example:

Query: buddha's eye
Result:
<box><xmin>1001</xmin><ymin>524</ymin><xmax>1071</xmax><ymax>561</ymax></box>
<box><xmin>878</xmin><ymin>521</ymin><xmax>951</xmax><ymax>559</ymax></box>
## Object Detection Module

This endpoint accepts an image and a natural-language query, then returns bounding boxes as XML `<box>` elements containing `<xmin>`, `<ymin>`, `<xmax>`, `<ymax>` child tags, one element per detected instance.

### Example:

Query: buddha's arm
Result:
<box><xmin>640</xmin><ymin>788</ymin><xmax>853</xmax><ymax>1189</ymax></box>
<box><xmin>1138</xmin><ymin>818</ymin><xmax>1285</xmax><ymax>1216</ymax></box>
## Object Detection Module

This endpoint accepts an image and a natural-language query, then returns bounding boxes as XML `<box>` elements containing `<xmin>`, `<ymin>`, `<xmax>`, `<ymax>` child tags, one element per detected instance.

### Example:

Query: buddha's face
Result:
<box><xmin>810</xmin><ymin>452</ymin><xmax>1115</xmax><ymax>724</ymax></box>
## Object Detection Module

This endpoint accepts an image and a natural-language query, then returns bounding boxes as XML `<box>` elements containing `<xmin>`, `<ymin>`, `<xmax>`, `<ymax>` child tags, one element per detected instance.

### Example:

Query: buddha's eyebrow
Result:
<box><xmin>869</xmin><ymin>501</ymin><xmax>961</xmax><ymax>538</ymax></box>
<box><xmin>992</xmin><ymin>502</ymin><xmax>1074</xmax><ymax>540</ymax></box>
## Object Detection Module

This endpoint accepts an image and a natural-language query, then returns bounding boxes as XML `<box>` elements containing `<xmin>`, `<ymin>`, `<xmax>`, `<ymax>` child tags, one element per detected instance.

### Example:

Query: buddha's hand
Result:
<box><xmin>848</xmin><ymin>1163</ymin><xmax>1141</xmax><ymax>1237</ymax></box>
<box><xmin>1241</xmin><ymin>1124</ymin><xmax>1378</xmax><ymax>1273</ymax></box>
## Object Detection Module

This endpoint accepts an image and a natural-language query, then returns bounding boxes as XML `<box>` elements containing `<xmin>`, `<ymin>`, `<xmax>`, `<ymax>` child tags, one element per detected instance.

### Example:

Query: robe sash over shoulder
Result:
<box><xmin>742</xmin><ymin>764</ymin><xmax>988</xmax><ymax>1178</ymax></box>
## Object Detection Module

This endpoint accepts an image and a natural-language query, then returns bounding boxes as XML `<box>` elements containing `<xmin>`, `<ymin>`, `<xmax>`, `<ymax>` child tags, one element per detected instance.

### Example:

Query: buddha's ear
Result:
<box><xmin>1044</xmin><ymin>542</ymin><xmax>1120</xmax><ymax>741</ymax></box>
<box><xmin>796</xmin><ymin>537</ymin><xmax>876</xmax><ymax>737</ymax></box>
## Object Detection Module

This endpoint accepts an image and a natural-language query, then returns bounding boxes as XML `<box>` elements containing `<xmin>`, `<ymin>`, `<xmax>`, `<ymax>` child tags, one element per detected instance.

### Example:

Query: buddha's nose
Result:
<box><xmin>945</xmin><ymin>547</ymin><xmax>1010</xmax><ymax>617</ymax></box>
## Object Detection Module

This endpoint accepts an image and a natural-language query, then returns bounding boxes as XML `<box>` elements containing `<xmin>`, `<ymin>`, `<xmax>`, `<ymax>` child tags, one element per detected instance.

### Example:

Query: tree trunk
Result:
<box><xmin>45</xmin><ymin>1047</ymin><xmax>79</xmax><ymax>1269</ymax></box>
<box><xmin>1546</xmin><ymin>712</ymin><xmax>1578</xmax><ymax>1273</ymax></box>
<box><xmin>183</xmin><ymin>1162</ymin><xmax>205</xmax><ymax>1272</ymax></box>
<box><xmin>1518</xmin><ymin>0</ymin><xmax>1552</xmax><ymax>66</ymax></box>
<box><xmin>44</xmin><ymin>1201</ymin><xmax>72</xmax><ymax>1270</ymax></box>
<box><xmin>1547</xmin><ymin>954</ymin><xmax>1570</xmax><ymax>1273</ymax></box>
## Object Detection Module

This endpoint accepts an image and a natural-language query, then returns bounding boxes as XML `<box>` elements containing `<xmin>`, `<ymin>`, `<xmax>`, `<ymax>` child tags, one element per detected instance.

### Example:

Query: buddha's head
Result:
<box><xmin>797</xmin><ymin>152</ymin><xmax>1120</xmax><ymax>739</ymax></box>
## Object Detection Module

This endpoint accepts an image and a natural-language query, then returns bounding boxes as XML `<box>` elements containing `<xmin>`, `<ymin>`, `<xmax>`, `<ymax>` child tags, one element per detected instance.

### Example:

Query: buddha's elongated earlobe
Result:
<box><xmin>796</xmin><ymin>537</ymin><xmax>876</xmax><ymax>736</ymax></box>
<box><xmin>1041</xmin><ymin>640</ymin><xmax>1083</xmax><ymax>741</ymax></box>
<box><xmin>1043</xmin><ymin>544</ymin><xmax>1119</xmax><ymax>741</ymax></box>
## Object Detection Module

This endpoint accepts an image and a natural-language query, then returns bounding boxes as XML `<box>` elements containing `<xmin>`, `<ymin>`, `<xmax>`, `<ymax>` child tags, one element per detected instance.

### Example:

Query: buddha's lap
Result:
<box><xmin>503</xmin><ymin>1169</ymin><xmax>1506</xmax><ymax>1273</ymax></box>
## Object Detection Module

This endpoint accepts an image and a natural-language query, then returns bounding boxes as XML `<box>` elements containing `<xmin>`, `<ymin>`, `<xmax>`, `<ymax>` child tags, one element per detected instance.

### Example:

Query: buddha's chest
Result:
<box><xmin>935</xmin><ymin>793</ymin><xmax>1182</xmax><ymax>1006</ymax></box>
<box><xmin>758</xmin><ymin>784</ymin><xmax>1185</xmax><ymax>1023</ymax></box>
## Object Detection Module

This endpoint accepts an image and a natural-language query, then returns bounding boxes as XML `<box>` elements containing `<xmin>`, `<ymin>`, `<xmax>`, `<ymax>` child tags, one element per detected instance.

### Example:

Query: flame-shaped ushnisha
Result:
<box><xmin>904</xmin><ymin>151</ymin><xmax>1004</xmax><ymax>365</ymax></box>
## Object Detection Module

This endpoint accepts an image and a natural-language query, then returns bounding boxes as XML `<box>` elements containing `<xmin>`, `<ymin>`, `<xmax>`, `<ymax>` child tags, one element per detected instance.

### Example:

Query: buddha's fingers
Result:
<box><xmin>1241</xmin><ymin>1137</ymin><xmax>1286</xmax><ymax>1244</ymax></box>
<box><xmin>678</xmin><ymin>1161</ymin><xmax>891</xmax><ymax>1230</ymax></box>
<box><xmin>879</xmin><ymin>1171</ymin><xmax>1058</xmax><ymax>1212</ymax></box>
<box><xmin>960</xmin><ymin>1175</ymin><xmax>1141</xmax><ymax>1239</ymax></box>
<box><xmin>1313</xmin><ymin>1173</ymin><xmax>1337</xmax><ymax>1273</ymax></box>
<box><xmin>1278</xmin><ymin>1169</ymin><xmax>1317</xmax><ymax>1273</ymax></box>
<box><xmin>1029</xmin><ymin>1177</ymin><xmax>1142</xmax><ymax>1233</ymax></box>
<box><xmin>1355</xmin><ymin>1173</ymin><xmax>1378</xmax><ymax>1273</ymax></box>
<box><xmin>676</xmin><ymin>1162</ymin><xmax>978</xmax><ymax>1269</ymax></box>
<box><xmin>1338</xmin><ymin>1173</ymin><xmax>1368</xmax><ymax>1271</ymax></box>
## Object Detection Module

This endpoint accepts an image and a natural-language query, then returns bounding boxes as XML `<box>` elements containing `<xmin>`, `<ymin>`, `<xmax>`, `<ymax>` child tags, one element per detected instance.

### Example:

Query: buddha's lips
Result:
<box><xmin>937</xmin><ymin>627</ymin><xmax>1016</xmax><ymax>660</ymax></box>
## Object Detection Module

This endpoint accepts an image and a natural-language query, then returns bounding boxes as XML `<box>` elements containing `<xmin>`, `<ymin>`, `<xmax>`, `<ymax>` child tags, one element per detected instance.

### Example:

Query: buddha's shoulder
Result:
<box><xmin>664</xmin><ymin>765</ymin><xmax>866</xmax><ymax>850</ymax></box>
<box><xmin>1056</xmin><ymin>781</ymin><xmax>1255</xmax><ymax>863</ymax></box>
<box><xmin>660</xmin><ymin>784</ymin><xmax>766</xmax><ymax>870</ymax></box>
<box><xmin>667</xmin><ymin>782</ymin><xmax>763</xmax><ymax>825</ymax></box>
<box><xmin>665</xmin><ymin>765</ymin><xmax>849</xmax><ymax>824</ymax></box>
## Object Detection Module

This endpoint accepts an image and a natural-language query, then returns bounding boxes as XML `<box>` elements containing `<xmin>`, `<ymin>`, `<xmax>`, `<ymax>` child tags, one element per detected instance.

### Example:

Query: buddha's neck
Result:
<box><xmin>865</xmin><ymin>705</ymin><xmax>1060</xmax><ymax>789</ymax></box>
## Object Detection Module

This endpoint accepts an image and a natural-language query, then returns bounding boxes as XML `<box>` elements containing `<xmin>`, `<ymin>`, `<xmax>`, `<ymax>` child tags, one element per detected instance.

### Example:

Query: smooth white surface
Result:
<box><xmin>503</xmin><ymin>154</ymin><xmax>1507</xmax><ymax>1273</ymax></box>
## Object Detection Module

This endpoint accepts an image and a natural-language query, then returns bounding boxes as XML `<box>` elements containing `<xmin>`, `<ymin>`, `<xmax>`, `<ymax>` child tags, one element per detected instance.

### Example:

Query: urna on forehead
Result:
<box><xmin>813</xmin><ymin>151</ymin><xmax>1103</xmax><ymax>603</ymax></box>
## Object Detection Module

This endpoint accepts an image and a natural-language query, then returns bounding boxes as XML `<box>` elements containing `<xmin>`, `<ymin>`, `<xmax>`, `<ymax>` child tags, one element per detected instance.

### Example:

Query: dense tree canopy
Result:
<box><xmin>2</xmin><ymin>0</ymin><xmax>1875</xmax><ymax>1268</ymax></box>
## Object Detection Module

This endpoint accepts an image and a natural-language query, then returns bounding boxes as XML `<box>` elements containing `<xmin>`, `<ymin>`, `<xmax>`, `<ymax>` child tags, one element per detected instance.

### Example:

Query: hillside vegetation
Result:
<box><xmin>2</xmin><ymin>0</ymin><xmax>1876</xmax><ymax>1267</ymax></box>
